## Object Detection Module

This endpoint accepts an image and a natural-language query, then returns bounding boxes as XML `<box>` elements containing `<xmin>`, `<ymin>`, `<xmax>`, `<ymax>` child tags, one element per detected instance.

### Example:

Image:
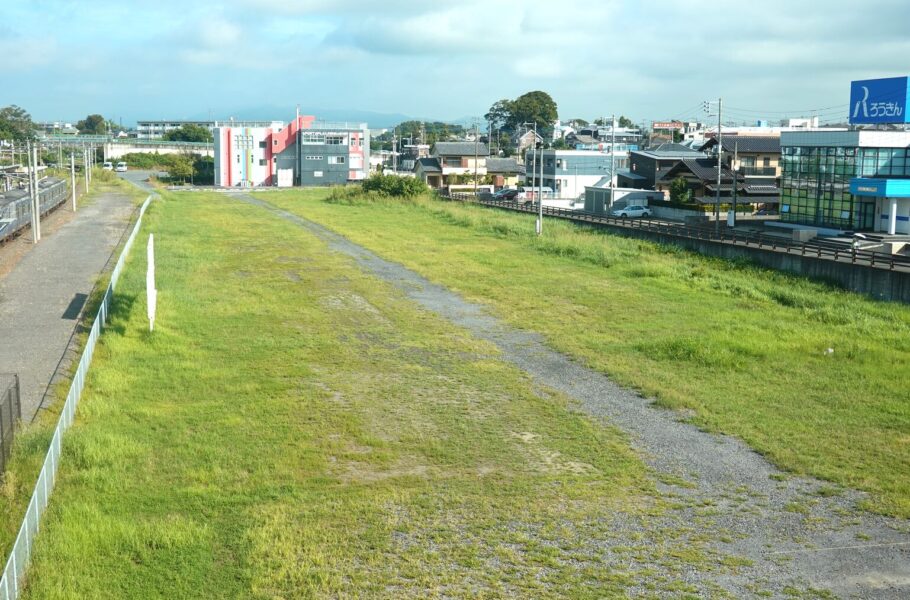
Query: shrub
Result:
<box><xmin>362</xmin><ymin>173</ymin><xmax>427</xmax><ymax>197</ymax></box>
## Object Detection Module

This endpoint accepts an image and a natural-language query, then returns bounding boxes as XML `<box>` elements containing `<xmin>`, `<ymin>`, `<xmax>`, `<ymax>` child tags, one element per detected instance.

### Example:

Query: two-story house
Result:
<box><xmin>414</xmin><ymin>142</ymin><xmax>489</xmax><ymax>188</ymax></box>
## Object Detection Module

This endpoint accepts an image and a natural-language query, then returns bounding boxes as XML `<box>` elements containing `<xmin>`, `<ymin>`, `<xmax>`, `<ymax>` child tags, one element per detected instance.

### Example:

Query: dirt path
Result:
<box><xmin>0</xmin><ymin>188</ymin><xmax>138</xmax><ymax>421</ymax></box>
<box><xmin>236</xmin><ymin>193</ymin><xmax>910</xmax><ymax>599</ymax></box>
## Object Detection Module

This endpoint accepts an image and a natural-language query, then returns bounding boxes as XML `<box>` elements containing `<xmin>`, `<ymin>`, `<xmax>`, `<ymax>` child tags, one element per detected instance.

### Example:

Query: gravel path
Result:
<box><xmin>237</xmin><ymin>194</ymin><xmax>910</xmax><ymax>598</ymax></box>
<box><xmin>0</xmin><ymin>186</ymin><xmax>138</xmax><ymax>421</ymax></box>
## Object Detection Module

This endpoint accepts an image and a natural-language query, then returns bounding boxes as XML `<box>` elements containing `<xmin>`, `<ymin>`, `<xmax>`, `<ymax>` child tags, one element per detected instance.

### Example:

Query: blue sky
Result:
<box><xmin>2</xmin><ymin>0</ymin><xmax>909</xmax><ymax>126</ymax></box>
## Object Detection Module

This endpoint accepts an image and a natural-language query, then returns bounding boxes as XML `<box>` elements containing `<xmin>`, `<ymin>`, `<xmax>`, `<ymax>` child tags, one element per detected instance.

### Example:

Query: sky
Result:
<box><xmin>2</xmin><ymin>0</ymin><xmax>910</xmax><ymax>127</ymax></box>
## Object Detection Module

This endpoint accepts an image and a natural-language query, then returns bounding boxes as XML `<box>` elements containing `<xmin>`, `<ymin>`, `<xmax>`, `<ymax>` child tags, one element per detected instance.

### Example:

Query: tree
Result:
<box><xmin>163</xmin><ymin>124</ymin><xmax>214</xmax><ymax>143</ymax></box>
<box><xmin>168</xmin><ymin>154</ymin><xmax>194</xmax><ymax>182</ymax></box>
<box><xmin>507</xmin><ymin>91</ymin><xmax>558</xmax><ymax>135</ymax></box>
<box><xmin>669</xmin><ymin>176</ymin><xmax>690</xmax><ymax>203</ymax></box>
<box><xmin>618</xmin><ymin>115</ymin><xmax>635</xmax><ymax>128</ymax></box>
<box><xmin>484</xmin><ymin>99</ymin><xmax>513</xmax><ymax>131</ymax></box>
<box><xmin>567</xmin><ymin>118</ymin><xmax>588</xmax><ymax>128</ymax></box>
<box><xmin>0</xmin><ymin>105</ymin><xmax>36</xmax><ymax>141</ymax></box>
<box><xmin>76</xmin><ymin>114</ymin><xmax>107</xmax><ymax>134</ymax></box>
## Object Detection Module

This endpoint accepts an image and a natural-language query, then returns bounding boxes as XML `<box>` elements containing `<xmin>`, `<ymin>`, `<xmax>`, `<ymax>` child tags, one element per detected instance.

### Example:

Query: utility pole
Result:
<box><xmin>731</xmin><ymin>140</ymin><xmax>738</xmax><ymax>228</ymax></box>
<box><xmin>538</xmin><ymin>130</ymin><xmax>544</xmax><ymax>236</ymax></box>
<box><xmin>610</xmin><ymin>113</ymin><xmax>616</xmax><ymax>209</ymax></box>
<box><xmin>27</xmin><ymin>141</ymin><xmax>39</xmax><ymax>243</ymax></box>
<box><xmin>70</xmin><ymin>153</ymin><xmax>77</xmax><ymax>211</ymax></box>
<box><xmin>473</xmin><ymin>123</ymin><xmax>479</xmax><ymax>197</ymax></box>
<box><xmin>83</xmin><ymin>145</ymin><xmax>89</xmax><ymax>193</ymax></box>
<box><xmin>715</xmin><ymin>98</ymin><xmax>722</xmax><ymax>235</ymax></box>
<box><xmin>392</xmin><ymin>126</ymin><xmax>397</xmax><ymax>173</ymax></box>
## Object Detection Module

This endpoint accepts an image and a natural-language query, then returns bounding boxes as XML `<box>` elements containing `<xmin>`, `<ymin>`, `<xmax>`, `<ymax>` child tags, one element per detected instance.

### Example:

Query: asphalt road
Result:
<box><xmin>0</xmin><ymin>182</ymin><xmax>137</xmax><ymax>420</ymax></box>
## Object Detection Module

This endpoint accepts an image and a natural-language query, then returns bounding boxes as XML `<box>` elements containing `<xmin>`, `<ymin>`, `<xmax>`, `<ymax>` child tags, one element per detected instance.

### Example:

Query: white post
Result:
<box><xmin>83</xmin><ymin>146</ymin><xmax>89</xmax><ymax>192</ymax></box>
<box><xmin>610</xmin><ymin>114</ymin><xmax>616</xmax><ymax>208</ymax></box>
<box><xmin>889</xmin><ymin>198</ymin><xmax>898</xmax><ymax>235</ymax></box>
<box><xmin>147</xmin><ymin>234</ymin><xmax>157</xmax><ymax>332</ymax></box>
<box><xmin>70</xmin><ymin>153</ymin><xmax>77</xmax><ymax>211</ymax></box>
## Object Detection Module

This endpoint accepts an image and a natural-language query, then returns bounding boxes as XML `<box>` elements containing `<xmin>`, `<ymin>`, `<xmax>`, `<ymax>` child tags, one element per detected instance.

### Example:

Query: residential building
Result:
<box><xmin>655</xmin><ymin>158</ymin><xmax>740</xmax><ymax>204</ymax></box>
<box><xmin>485</xmin><ymin>158</ymin><xmax>523</xmax><ymax>188</ymax></box>
<box><xmin>780</xmin><ymin>130</ymin><xmax>910</xmax><ymax>233</ymax></box>
<box><xmin>525</xmin><ymin>149</ymin><xmax>628</xmax><ymax>199</ymax></box>
<box><xmin>619</xmin><ymin>147</ymin><xmax>705</xmax><ymax>189</ymax></box>
<box><xmin>566</xmin><ymin>126</ymin><xmax>642</xmax><ymax>151</ymax></box>
<box><xmin>413</xmin><ymin>142</ymin><xmax>489</xmax><ymax>188</ymax></box>
<box><xmin>513</xmin><ymin>129</ymin><xmax>544</xmax><ymax>155</ymax></box>
<box><xmin>213</xmin><ymin>116</ymin><xmax>370</xmax><ymax>187</ymax></box>
<box><xmin>700</xmin><ymin>135</ymin><xmax>782</xmax><ymax>208</ymax></box>
<box><xmin>137</xmin><ymin>119</ymin><xmax>217</xmax><ymax>139</ymax></box>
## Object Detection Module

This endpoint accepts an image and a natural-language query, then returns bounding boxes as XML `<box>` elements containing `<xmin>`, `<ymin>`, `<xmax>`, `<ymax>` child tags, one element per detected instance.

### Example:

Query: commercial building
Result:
<box><xmin>780</xmin><ymin>130</ymin><xmax>910</xmax><ymax>233</ymax></box>
<box><xmin>213</xmin><ymin>116</ymin><xmax>370</xmax><ymax>187</ymax></box>
<box><xmin>778</xmin><ymin>76</ymin><xmax>910</xmax><ymax>234</ymax></box>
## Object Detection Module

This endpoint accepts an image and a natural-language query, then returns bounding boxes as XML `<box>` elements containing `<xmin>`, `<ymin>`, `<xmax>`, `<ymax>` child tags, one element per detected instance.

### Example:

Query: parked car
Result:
<box><xmin>102</xmin><ymin>161</ymin><xmax>114</xmax><ymax>171</ymax></box>
<box><xmin>115</xmin><ymin>162</ymin><xmax>128</xmax><ymax>172</ymax></box>
<box><xmin>610</xmin><ymin>205</ymin><xmax>652</xmax><ymax>218</ymax></box>
<box><xmin>493</xmin><ymin>188</ymin><xmax>519</xmax><ymax>200</ymax></box>
<box><xmin>754</xmin><ymin>207</ymin><xmax>778</xmax><ymax>215</ymax></box>
<box><xmin>476</xmin><ymin>189</ymin><xmax>495</xmax><ymax>200</ymax></box>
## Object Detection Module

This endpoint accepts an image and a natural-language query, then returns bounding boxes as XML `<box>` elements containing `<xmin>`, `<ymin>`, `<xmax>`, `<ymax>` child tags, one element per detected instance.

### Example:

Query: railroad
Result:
<box><xmin>442</xmin><ymin>193</ymin><xmax>910</xmax><ymax>273</ymax></box>
<box><xmin>0</xmin><ymin>178</ymin><xmax>69</xmax><ymax>245</ymax></box>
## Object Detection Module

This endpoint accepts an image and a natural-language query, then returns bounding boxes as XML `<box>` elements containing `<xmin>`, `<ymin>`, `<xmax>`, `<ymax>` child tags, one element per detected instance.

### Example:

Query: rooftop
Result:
<box><xmin>433</xmin><ymin>142</ymin><xmax>490</xmax><ymax>157</ymax></box>
<box><xmin>700</xmin><ymin>135</ymin><xmax>781</xmax><ymax>154</ymax></box>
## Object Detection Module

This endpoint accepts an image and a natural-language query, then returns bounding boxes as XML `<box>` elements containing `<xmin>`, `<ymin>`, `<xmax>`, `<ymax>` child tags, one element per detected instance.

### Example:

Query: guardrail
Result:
<box><xmin>440</xmin><ymin>192</ymin><xmax>910</xmax><ymax>273</ymax></box>
<box><xmin>0</xmin><ymin>194</ymin><xmax>154</xmax><ymax>600</ymax></box>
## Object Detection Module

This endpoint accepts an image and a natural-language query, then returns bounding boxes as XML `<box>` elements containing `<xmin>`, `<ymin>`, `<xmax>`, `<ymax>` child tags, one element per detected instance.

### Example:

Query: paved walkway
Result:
<box><xmin>236</xmin><ymin>193</ymin><xmax>910</xmax><ymax>599</ymax></box>
<box><xmin>0</xmin><ymin>187</ymin><xmax>138</xmax><ymax>420</ymax></box>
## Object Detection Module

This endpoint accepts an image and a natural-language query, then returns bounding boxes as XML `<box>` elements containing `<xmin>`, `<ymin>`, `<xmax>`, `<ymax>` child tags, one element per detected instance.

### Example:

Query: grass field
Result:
<box><xmin>2</xmin><ymin>191</ymin><xmax>754</xmax><ymax>598</ymax></box>
<box><xmin>259</xmin><ymin>189</ymin><xmax>910</xmax><ymax>519</ymax></box>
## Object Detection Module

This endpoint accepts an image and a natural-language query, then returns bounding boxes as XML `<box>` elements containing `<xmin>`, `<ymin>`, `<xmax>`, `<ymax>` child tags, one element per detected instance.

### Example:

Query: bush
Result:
<box><xmin>362</xmin><ymin>174</ymin><xmax>427</xmax><ymax>197</ymax></box>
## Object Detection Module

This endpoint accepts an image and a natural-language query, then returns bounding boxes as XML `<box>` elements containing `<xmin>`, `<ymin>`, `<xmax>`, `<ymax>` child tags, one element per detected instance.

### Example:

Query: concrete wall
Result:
<box><xmin>573</xmin><ymin>219</ymin><xmax>910</xmax><ymax>302</ymax></box>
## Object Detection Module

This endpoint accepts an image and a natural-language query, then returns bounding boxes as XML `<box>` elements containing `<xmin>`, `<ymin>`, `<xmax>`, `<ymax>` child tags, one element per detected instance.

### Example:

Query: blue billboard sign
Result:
<box><xmin>849</xmin><ymin>77</ymin><xmax>910</xmax><ymax>124</ymax></box>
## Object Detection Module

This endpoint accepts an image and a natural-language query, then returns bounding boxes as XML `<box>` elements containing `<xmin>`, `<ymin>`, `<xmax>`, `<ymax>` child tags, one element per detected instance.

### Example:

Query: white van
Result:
<box><xmin>115</xmin><ymin>162</ymin><xmax>127</xmax><ymax>172</ymax></box>
<box><xmin>102</xmin><ymin>161</ymin><xmax>113</xmax><ymax>171</ymax></box>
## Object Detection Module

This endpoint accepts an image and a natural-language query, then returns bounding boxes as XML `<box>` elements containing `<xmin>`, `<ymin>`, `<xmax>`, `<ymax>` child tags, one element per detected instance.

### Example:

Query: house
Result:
<box><xmin>525</xmin><ymin>149</ymin><xmax>630</xmax><ymax>199</ymax></box>
<box><xmin>700</xmin><ymin>135</ymin><xmax>782</xmax><ymax>210</ymax></box>
<box><xmin>512</xmin><ymin>130</ymin><xmax>544</xmax><ymax>155</ymax></box>
<box><xmin>655</xmin><ymin>158</ymin><xmax>772</xmax><ymax>210</ymax></box>
<box><xmin>413</xmin><ymin>141</ymin><xmax>489</xmax><ymax>188</ymax></box>
<box><xmin>485</xmin><ymin>157</ymin><xmax>523</xmax><ymax>188</ymax></box>
<box><xmin>619</xmin><ymin>147</ymin><xmax>705</xmax><ymax>189</ymax></box>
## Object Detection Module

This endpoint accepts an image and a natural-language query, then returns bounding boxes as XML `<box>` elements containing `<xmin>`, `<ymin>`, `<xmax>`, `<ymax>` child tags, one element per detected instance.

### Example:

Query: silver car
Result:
<box><xmin>611</xmin><ymin>204</ymin><xmax>652</xmax><ymax>218</ymax></box>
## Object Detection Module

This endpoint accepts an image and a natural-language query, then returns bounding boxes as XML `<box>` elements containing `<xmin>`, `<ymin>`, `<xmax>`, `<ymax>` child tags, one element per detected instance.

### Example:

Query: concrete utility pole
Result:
<box><xmin>538</xmin><ymin>129</ymin><xmax>544</xmax><ymax>236</ymax></box>
<box><xmin>70</xmin><ymin>153</ymin><xmax>77</xmax><ymax>211</ymax></box>
<box><xmin>731</xmin><ymin>140</ymin><xmax>738</xmax><ymax>227</ymax></box>
<box><xmin>715</xmin><ymin>98</ymin><xmax>722</xmax><ymax>235</ymax></box>
<box><xmin>27</xmin><ymin>141</ymin><xmax>40</xmax><ymax>243</ymax></box>
<box><xmin>83</xmin><ymin>145</ymin><xmax>89</xmax><ymax>193</ymax></box>
<box><xmin>392</xmin><ymin>127</ymin><xmax>397</xmax><ymax>173</ymax></box>
<box><xmin>473</xmin><ymin>123</ymin><xmax>479</xmax><ymax>197</ymax></box>
<box><xmin>610</xmin><ymin>114</ymin><xmax>616</xmax><ymax>208</ymax></box>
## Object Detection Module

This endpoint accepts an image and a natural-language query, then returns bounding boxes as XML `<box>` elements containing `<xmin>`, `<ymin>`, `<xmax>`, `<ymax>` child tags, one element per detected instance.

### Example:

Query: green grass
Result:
<box><xmin>6</xmin><ymin>191</ymin><xmax>737</xmax><ymax>597</ymax></box>
<box><xmin>257</xmin><ymin>189</ymin><xmax>910</xmax><ymax>518</ymax></box>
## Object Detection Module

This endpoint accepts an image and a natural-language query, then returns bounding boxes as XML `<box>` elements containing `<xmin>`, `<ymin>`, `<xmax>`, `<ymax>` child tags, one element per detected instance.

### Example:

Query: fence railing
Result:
<box><xmin>439</xmin><ymin>192</ymin><xmax>910</xmax><ymax>273</ymax></box>
<box><xmin>0</xmin><ymin>194</ymin><xmax>154</xmax><ymax>600</ymax></box>
<box><xmin>0</xmin><ymin>376</ymin><xmax>21</xmax><ymax>474</ymax></box>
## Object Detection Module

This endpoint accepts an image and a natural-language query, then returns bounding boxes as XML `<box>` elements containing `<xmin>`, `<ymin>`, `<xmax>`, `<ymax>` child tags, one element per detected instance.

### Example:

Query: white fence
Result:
<box><xmin>0</xmin><ymin>194</ymin><xmax>155</xmax><ymax>599</ymax></box>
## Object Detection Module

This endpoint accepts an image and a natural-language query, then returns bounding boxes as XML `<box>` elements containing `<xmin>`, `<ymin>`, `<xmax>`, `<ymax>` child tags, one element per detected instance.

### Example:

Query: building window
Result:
<box><xmin>305</xmin><ymin>155</ymin><xmax>323</xmax><ymax>160</ymax></box>
<box><xmin>326</xmin><ymin>135</ymin><xmax>346</xmax><ymax>145</ymax></box>
<box><xmin>259</xmin><ymin>159</ymin><xmax>267</xmax><ymax>166</ymax></box>
<box><xmin>763</xmin><ymin>157</ymin><xmax>771</xmax><ymax>167</ymax></box>
<box><xmin>301</xmin><ymin>133</ymin><xmax>325</xmax><ymax>144</ymax></box>
<box><xmin>260</xmin><ymin>141</ymin><xmax>267</xmax><ymax>148</ymax></box>
<box><xmin>330</xmin><ymin>156</ymin><xmax>345</xmax><ymax>164</ymax></box>
<box><xmin>314</xmin><ymin>171</ymin><xmax>323</xmax><ymax>177</ymax></box>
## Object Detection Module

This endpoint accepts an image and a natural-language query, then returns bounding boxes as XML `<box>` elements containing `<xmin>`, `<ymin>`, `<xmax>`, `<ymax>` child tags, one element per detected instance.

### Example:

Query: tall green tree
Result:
<box><xmin>0</xmin><ymin>105</ymin><xmax>36</xmax><ymax>141</ymax></box>
<box><xmin>76</xmin><ymin>114</ymin><xmax>107</xmax><ymax>134</ymax></box>
<box><xmin>163</xmin><ymin>124</ymin><xmax>214</xmax><ymax>143</ymax></box>
<box><xmin>507</xmin><ymin>91</ymin><xmax>558</xmax><ymax>134</ymax></box>
<box><xmin>484</xmin><ymin>99</ymin><xmax>513</xmax><ymax>131</ymax></box>
<box><xmin>618</xmin><ymin>115</ymin><xmax>635</xmax><ymax>128</ymax></box>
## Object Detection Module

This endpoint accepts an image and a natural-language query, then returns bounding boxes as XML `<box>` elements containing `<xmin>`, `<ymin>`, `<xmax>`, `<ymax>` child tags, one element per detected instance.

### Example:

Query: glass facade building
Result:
<box><xmin>780</xmin><ymin>131</ymin><xmax>910</xmax><ymax>231</ymax></box>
